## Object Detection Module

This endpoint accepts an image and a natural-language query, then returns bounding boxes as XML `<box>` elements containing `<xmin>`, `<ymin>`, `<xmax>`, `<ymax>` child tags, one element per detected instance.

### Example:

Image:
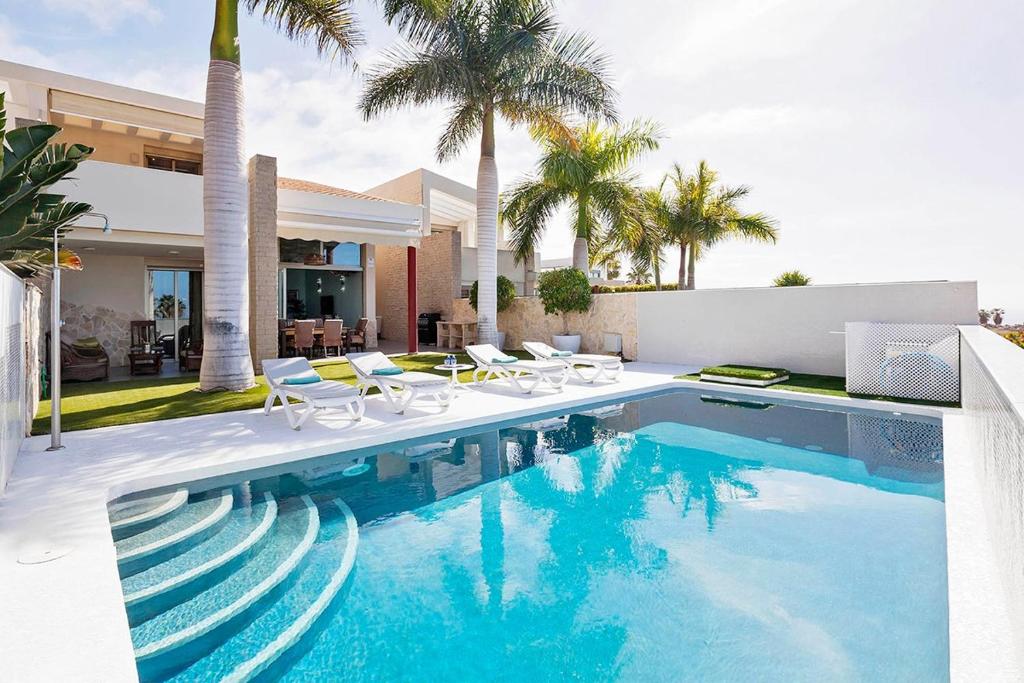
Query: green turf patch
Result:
<box><xmin>33</xmin><ymin>351</ymin><xmax>532</xmax><ymax>434</ymax></box>
<box><xmin>699</xmin><ymin>364</ymin><xmax>789</xmax><ymax>381</ymax></box>
<box><xmin>676</xmin><ymin>371</ymin><xmax>958</xmax><ymax>408</ymax></box>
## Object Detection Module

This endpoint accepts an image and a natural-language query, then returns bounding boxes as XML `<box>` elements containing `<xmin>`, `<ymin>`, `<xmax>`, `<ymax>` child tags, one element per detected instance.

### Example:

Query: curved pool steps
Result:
<box><xmin>117</xmin><ymin>490</ymin><xmax>234</xmax><ymax>577</ymax></box>
<box><xmin>110</xmin><ymin>489</ymin><xmax>189</xmax><ymax>541</ymax></box>
<box><xmin>167</xmin><ymin>499</ymin><xmax>360</xmax><ymax>683</ymax></box>
<box><xmin>133</xmin><ymin>495</ymin><xmax>319</xmax><ymax>682</ymax></box>
<box><xmin>122</xmin><ymin>492</ymin><xmax>279</xmax><ymax>626</ymax></box>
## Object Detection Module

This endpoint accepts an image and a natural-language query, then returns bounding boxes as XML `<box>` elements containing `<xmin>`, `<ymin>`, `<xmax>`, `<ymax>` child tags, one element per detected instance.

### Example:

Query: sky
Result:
<box><xmin>1</xmin><ymin>0</ymin><xmax>1021</xmax><ymax>321</ymax></box>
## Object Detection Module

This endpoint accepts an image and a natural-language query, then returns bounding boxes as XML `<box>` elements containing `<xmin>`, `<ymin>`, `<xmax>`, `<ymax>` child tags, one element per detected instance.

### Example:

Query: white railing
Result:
<box><xmin>959</xmin><ymin>325</ymin><xmax>1024</xmax><ymax>663</ymax></box>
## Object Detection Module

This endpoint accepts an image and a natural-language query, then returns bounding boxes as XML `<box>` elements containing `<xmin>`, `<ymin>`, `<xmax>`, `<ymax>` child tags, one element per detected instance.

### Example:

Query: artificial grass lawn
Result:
<box><xmin>33</xmin><ymin>351</ymin><xmax>530</xmax><ymax>435</ymax></box>
<box><xmin>677</xmin><ymin>372</ymin><xmax>960</xmax><ymax>408</ymax></box>
<box><xmin>699</xmin><ymin>364</ymin><xmax>789</xmax><ymax>380</ymax></box>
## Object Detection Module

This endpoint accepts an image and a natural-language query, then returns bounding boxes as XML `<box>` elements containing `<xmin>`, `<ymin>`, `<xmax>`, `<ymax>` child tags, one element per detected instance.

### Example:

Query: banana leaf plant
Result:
<box><xmin>0</xmin><ymin>92</ymin><xmax>94</xmax><ymax>277</ymax></box>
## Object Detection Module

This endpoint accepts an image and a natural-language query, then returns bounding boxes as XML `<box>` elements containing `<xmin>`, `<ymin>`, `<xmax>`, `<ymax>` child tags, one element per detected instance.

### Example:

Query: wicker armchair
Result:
<box><xmin>51</xmin><ymin>335</ymin><xmax>109</xmax><ymax>382</ymax></box>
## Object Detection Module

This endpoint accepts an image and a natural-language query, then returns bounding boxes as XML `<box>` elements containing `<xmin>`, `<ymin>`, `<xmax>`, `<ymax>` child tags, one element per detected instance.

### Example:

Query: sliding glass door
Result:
<box><xmin>148</xmin><ymin>269</ymin><xmax>202</xmax><ymax>359</ymax></box>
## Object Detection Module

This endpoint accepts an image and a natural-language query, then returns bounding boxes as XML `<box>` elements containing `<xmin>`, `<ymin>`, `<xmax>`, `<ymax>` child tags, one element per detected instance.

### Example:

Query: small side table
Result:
<box><xmin>434</xmin><ymin>363</ymin><xmax>475</xmax><ymax>392</ymax></box>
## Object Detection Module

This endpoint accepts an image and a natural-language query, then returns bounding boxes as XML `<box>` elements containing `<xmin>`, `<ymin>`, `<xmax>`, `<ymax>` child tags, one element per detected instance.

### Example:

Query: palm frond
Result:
<box><xmin>246</xmin><ymin>0</ymin><xmax>363</xmax><ymax>62</ymax></box>
<box><xmin>436</xmin><ymin>101</ymin><xmax>481</xmax><ymax>161</ymax></box>
<box><xmin>501</xmin><ymin>178</ymin><xmax>566</xmax><ymax>263</ymax></box>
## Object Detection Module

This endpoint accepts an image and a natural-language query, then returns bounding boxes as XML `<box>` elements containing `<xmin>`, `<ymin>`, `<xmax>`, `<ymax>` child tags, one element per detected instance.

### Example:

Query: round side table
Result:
<box><xmin>434</xmin><ymin>363</ymin><xmax>475</xmax><ymax>392</ymax></box>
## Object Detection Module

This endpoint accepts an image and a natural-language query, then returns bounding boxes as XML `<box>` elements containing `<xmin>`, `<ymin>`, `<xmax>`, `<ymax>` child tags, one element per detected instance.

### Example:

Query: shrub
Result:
<box><xmin>773</xmin><ymin>270</ymin><xmax>811</xmax><ymax>287</ymax></box>
<box><xmin>469</xmin><ymin>275</ymin><xmax>517</xmax><ymax>313</ymax></box>
<box><xmin>1001</xmin><ymin>330</ymin><xmax>1024</xmax><ymax>350</ymax></box>
<box><xmin>537</xmin><ymin>268</ymin><xmax>592</xmax><ymax>334</ymax></box>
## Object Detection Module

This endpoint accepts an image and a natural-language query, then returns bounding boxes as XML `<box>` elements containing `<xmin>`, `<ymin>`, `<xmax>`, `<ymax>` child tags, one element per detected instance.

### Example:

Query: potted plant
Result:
<box><xmin>537</xmin><ymin>268</ymin><xmax>592</xmax><ymax>353</ymax></box>
<box><xmin>470</xmin><ymin>275</ymin><xmax>517</xmax><ymax>349</ymax></box>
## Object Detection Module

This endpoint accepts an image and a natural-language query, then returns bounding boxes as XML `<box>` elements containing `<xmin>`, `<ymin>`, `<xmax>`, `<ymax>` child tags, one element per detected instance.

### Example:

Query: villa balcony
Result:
<box><xmin>55</xmin><ymin>160</ymin><xmax>203</xmax><ymax>238</ymax></box>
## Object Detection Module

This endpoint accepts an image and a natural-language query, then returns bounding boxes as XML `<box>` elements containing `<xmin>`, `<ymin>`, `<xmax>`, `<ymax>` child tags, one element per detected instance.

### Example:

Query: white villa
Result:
<box><xmin>0</xmin><ymin>59</ymin><xmax>537</xmax><ymax>370</ymax></box>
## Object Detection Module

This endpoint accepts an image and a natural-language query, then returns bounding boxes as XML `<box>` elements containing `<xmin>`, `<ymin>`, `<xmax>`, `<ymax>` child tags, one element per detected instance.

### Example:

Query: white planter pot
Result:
<box><xmin>552</xmin><ymin>334</ymin><xmax>581</xmax><ymax>353</ymax></box>
<box><xmin>496</xmin><ymin>331</ymin><xmax>506</xmax><ymax>350</ymax></box>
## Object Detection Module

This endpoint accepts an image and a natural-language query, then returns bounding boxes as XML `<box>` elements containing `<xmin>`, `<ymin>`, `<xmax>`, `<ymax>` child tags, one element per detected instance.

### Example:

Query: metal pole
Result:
<box><xmin>47</xmin><ymin>227</ymin><xmax>63</xmax><ymax>451</ymax></box>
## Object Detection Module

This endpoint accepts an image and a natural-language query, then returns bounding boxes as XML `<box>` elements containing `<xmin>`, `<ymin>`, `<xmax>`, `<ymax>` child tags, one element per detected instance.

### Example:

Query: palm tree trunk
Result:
<box><xmin>677</xmin><ymin>240</ymin><xmax>687</xmax><ymax>287</ymax></box>
<box><xmin>200</xmin><ymin>0</ymin><xmax>255</xmax><ymax>391</ymax></box>
<box><xmin>572</xmin><ymin>196</ymin><xmax>589</xmax><ymax>271</ymax></box>
<box><xmin>475</xmin><ymin>104</ymin><xmax>499</xmax><ymax>346</ymax></box>
<box><xmin>653</xmin><ymin>253</ymin><xmax>661</xmax><ymax>291</ymax></box>
<box><xmin>686</xmin><ymin>240</ymin><xmax>696</xmax><ymax>290</ymax></box>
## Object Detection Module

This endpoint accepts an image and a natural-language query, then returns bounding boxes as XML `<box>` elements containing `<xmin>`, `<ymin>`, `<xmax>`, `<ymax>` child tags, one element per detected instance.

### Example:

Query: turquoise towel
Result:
<box><xmin>372</xmin><ymin>366</ymin><xmax>404</xmax><ymax>376</ymax></box>
<box><xmin>492</xmin><ymin>355</ymin><xmax>518</xmax><ymax>364</ymax></box>
<box><xmin>551</xmin><ymin>350</ymin><xmax>573</xmax><ymax>357</ymax></box>
<box><xmin>282</xmin><ymin>371</ymin><xmax>321</xmax><ymax>385</ymax></box>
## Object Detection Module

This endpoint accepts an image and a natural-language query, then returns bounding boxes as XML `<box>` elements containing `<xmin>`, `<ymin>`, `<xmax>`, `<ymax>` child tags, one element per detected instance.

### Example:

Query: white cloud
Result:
<box><xmin>41</xmin><ymin>0</ymin><xmax>161</xmax><ymax>32</ymax></box>
<box><xmin>676</xmin><ymin>105</ymin><xmax>848</xmax><ymax>138</ymax></box>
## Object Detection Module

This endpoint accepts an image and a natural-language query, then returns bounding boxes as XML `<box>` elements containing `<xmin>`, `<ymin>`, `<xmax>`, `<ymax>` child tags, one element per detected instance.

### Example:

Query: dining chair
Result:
<box><xmin>349</xmin><ymin>317</ymin><xmax>369</xmax><ymax>352</ymax></box>
<box><xmin>294</xmin><ymin>319</ymin><xmax>317</xmax><ymax>358</ymax></box>
<box><xmin>323</xmin><ymin>319</ymin><xmax>345</xmax><ymax>357</ymax></box>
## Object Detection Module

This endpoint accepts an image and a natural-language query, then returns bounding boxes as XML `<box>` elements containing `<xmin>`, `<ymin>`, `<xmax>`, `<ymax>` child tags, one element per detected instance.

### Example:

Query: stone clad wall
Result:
<box><xmin>451</xmin><ymin>292</ymin><xmax>638</xmax><ymax>359</ymax></box>
<box><xmin>248</xmin><ymin>154</ymin><xmax>279</xmax><ymax>373</ymax></box>
<box><xmin>61</xmin><ymin>301</ymin><xmax>145</xmax><ymax>367</ymax></box>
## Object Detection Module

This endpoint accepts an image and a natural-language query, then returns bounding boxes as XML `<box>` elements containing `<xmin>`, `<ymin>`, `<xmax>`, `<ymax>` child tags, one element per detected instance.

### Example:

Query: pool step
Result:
<box><xmin>117</xmin><ymin>490</ymin><xmax>234</xmax><ymax>577</ymax></box>
<box><xmin>122</xmin><ymin>492</ymin><xmax>279</xmax><ymax>626</ymax></box>
<box><xmin>110</xmin><ymin>489</ymin><xmax>189</xmax><ymax>540</ymax></box>
<box><xmin>166</xmin><ymin>498</ymin><xmax>359</xmax><ymax>683</ymax></box>
<box><xmin>132</xmin><ymin>495</ymin><xmax>319</xmax><ymax>682</ymax></box>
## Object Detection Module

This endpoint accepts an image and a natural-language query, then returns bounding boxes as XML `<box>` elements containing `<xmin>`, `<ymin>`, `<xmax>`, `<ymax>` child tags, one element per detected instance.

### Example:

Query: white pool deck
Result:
<box><xmin>0</xmin><ymin>362</ymin><xmax>1017</xmax><ymax>681</ymax></box>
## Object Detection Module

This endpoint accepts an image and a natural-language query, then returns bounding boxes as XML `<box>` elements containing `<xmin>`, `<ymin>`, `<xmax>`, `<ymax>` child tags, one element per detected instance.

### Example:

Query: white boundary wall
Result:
<box><xmin>959</xmin><ymin>325</ymin><xmax>1024</xmax><ymax>666</ymax></box>
<box><xmin>0</xmin><ymin>264</ymin><xmax>26</xmax><ymax>494</ymax></box>
<box><xmin>636</xmin><ymin>281</ymin><xmax>977</xmax><ymax>375</ymax></box>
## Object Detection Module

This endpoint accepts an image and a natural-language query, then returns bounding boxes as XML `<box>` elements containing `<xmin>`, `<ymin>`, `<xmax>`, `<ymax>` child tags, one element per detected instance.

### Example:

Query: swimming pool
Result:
<box><xmin>109</xmin><ymin>388</ymin><xmax>949</xmax><ymax>681</ymax></box>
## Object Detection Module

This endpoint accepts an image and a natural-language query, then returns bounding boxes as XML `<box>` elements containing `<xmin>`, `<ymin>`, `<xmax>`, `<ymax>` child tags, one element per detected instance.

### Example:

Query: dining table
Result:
<box><xmin>278</xmin><ymin>326</ymin><xmax>351</xmax><ymax>357</ymax></box>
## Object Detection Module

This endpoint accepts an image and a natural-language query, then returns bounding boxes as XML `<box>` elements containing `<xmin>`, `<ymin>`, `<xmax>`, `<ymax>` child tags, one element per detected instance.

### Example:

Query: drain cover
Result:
<box><xmin>18</xmin><ymin>545</ymin><xmax>72</xmax><ymax>565</ymax></box>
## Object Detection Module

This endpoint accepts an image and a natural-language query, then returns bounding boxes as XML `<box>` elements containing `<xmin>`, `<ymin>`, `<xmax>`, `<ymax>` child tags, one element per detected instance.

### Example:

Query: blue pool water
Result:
<box><xmin>110</xmin><ymin>389</ymin><xmax>949</xmax><ymax>681</ymax></box>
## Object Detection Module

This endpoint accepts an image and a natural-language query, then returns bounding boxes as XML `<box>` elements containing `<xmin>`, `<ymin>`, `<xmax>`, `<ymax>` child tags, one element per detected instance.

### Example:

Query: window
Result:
<box><xmin>144</xmin><ymin>147</ymin><xmax>202</xmax><ymax>175</ymax></box>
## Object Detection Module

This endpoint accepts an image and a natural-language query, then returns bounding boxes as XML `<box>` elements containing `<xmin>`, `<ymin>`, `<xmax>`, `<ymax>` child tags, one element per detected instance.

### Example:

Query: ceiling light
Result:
<box><xmin>83</xmin><ymin>246</ymin><xmax>96</xmax><ymax>251</ymax></box>
<box><xmin>168</xmin><ymin>250</ymin><xmax>180</xmax><ymax>255</ymax></box>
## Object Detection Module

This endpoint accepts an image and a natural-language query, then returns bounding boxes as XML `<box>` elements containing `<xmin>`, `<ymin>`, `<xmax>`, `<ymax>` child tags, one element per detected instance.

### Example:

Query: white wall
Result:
<box><xmin>0</xmin><ymin>265</ymin><xmax>26</xmax><ymax>495</ymax></box>
<box><xmin>959</xmin><ymin>326</ymin><xmax>1024</xmax><ymax>667</ymax></box>
<box><xmin>637</xmin><ymin>281</ymin><xmax>978</xmax><ymax>375</ymax></box>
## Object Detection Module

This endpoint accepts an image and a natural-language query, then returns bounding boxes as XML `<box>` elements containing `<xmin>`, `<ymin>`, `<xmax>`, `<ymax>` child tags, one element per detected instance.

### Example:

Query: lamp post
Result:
<box><xmin>48</xmin><ymin>213</ymin><xmax>110</xmax><ymax>451</ymax></box>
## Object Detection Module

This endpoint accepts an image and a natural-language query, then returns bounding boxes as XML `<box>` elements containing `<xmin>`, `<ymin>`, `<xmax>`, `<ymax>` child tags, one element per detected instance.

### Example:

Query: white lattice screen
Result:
<box><xmin>845</xmin><ymin>322</ymin><xmax>960</xmax><ymax>402</ymax></box>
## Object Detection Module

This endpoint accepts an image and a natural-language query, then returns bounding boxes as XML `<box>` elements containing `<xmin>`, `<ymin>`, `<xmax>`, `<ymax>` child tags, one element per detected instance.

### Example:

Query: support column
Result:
<box><xmin>247</xmin><ymin>154</ymin><xmax>279</xmax><ymax>373</ymax></box>
<box><xmin>407</xmin><ymin>245</ymin><xmax>418</xmax><ymax>354</ymax></box>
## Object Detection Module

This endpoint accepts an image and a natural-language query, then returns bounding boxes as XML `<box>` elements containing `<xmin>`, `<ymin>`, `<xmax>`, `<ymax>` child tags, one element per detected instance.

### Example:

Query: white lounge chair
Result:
<box><xmin>348</xmin><ymin>352</ymin><xmax>453</xmax><ymax>414</ymax></box>
<box><xmin>522</xmin><ymin>341</ymin><xmax>624</xmax><ymax>383</ymax></box>
<box><xmin>465</xmin><ymin>344</ymin><xmax>568</xmax><ymax>394</ymax></box>
<box><xmin>262</xmin><ymin>357</ymin><xmax>364</xmax><ymax>430</ymax></box>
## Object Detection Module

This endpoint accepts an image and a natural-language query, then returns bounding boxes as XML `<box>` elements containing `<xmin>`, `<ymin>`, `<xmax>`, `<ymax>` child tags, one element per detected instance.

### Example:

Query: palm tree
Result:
<box><xmin>503</xmin><ymin>119</ymin><xmax>660</xmax><ymax>271</ymax></box>
<box><xmin>363</xmin><ymin>0</ymin><xmax>617</xmax><ymax>344</ymax></box>
<box><xmin>661</xmin><ymin>161</ymin><xmax>777</xmax><ymax>290</ymax></box>
<box><xmin>201</xmin><ymin>0</ymin><xmax>361</xmax><ymax>391</ymax></box>
<box><xmin>626</xmin><ymin>264</ymin><xmax>651</xmax><ymax>285</ymax></box>
<box><xmin>773</xmin><ymin>269</ymin><xmax>811</xmax><ymax>286</ymax></box>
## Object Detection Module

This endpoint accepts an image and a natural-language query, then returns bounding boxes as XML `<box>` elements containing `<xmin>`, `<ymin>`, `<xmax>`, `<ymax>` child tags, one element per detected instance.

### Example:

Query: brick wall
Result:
<box><xmin>375</xmin><ymin>231</ymin><xmax>461</xmax><ymax>347</ymax></box>
<box><xmin>247</xmin><ymin>155</ymin><xmax>279</xmax><ymax>373</ymax></box>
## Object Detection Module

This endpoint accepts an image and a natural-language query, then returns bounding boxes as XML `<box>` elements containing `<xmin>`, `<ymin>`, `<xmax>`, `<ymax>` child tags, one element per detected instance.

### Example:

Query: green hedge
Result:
<box><xmin>699</xmin><ymin>364</ymin><xmax>789</xmax><ymax>380</ymax></box>
<box><xmin>591</xmin><ymin>283</ymin><xmax>680</xmax><ymax>293</ymax></box>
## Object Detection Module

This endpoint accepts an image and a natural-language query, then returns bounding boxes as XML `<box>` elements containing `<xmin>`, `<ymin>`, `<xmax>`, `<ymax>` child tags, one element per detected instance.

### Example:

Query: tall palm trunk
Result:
<box><xmin>652</xmin><ymin>253</ymin><xmax>661</xmax><ymax>291</ymax></box>
<box><xmin>476</xmin><ymin>105</ymin><xmax>499</xmax><ymax>345</ymax></box>
<box><xmin>572</xmin><ymin>196</ymin><xmax>589</xmax><ymax>271</ymax></box>
<box><xmin>677</xmin><ymin>240</ymin><xmax>687</xmax><ymax>287</ymax></box>
<box><xmin>200</xmin><ymin>0</ymin><xmax>255</xmax><ymax>391</ymax></box>
<box><xmin>686</xmin><ymin>240</ymin><xmax>696</xmax><ymax>290</ymax></box>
